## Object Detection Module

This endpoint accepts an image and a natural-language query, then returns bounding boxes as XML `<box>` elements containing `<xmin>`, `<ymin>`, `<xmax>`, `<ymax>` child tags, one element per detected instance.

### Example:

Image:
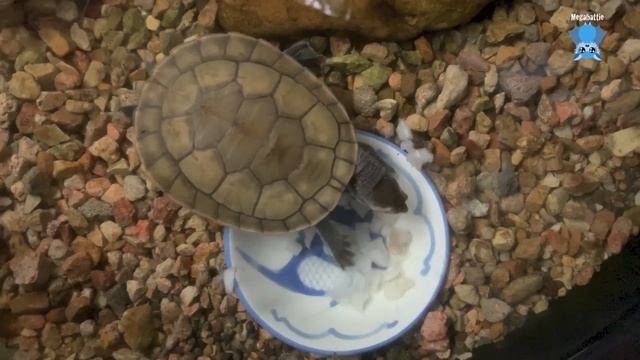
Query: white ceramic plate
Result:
<box><xmin>224</xmin><ymin>130</ymin><xmax>450</xmax><ymax>356</ymax></box>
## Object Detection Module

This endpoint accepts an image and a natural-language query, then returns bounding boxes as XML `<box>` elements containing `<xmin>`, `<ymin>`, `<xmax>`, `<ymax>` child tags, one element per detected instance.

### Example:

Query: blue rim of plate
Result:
<box><xmin>223</xmin><ymin>130</ymin><xmax>451</xmax><ymax>356</ymax></box>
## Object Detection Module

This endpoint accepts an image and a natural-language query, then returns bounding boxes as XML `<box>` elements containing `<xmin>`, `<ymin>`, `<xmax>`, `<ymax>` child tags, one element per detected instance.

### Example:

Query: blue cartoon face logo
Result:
<box><xmin>569</xmin><ymin>23</ymin><xmax>606</xmax><ymax>61</ymax></box>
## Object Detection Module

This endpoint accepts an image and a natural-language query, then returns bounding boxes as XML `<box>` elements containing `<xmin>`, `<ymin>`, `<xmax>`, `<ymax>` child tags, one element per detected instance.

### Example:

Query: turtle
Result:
<box><xmin>134</xmin><ymin>32</ymin><xmax>407</xmax><ymax>267</ymax></box>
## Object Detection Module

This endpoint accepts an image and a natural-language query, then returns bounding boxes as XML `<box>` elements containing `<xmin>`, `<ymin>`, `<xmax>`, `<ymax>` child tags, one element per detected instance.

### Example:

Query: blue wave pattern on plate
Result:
<box><xmin>271</xmin><ymin>309</ymin><xmax>399</xmax><ymax>340</ymax></box>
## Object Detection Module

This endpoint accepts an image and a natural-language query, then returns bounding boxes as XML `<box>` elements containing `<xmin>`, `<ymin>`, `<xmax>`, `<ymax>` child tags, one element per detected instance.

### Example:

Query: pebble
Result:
<box><xmin>10</xmin><ymin>253</ymin><xmax>49</xmax><ymax>285</ymax></box>
<box><xmin>126</xmin><ymin>280</ymin><xmax>145</xmax><ymax>302</ymax></box>
<box><xmin>616</xmin><ymin>39</ymin><xmax>640</xmax><ymax>64</ymax></box>
<box><xmin>501</xmin><ymin>274</ymin><xmax>544</xmax><ymax>305</ymax></box>
<box><xmin>605</xmin><ymin>126</ymin><xmax>640</xmax><ymax>157</ymax></box>
<box><xmin>415</xmin><ymin>83</ymin><xmax>438</xmax><ymax>112</ymax></box>
<box><xmin>606</xmin><ymin>91</ymin><xmax>640</xmax><ymax>116</ymax></box>
<box><xmin>123</xmin><ymin>175</ymin><xmax>146</xmax><ymax>201</ymax></box>
<box><xmin>576</xmin><ymin>135</ymin><xmax>604</xmax><ymax>153</ymax></box>
<box><xmin>525</xmin><ymin>185</ymin><xmax>550</xmax><ymax>212</ymax></box>
<box><xmin>545</xmin><ymin>188</ymin><xmax>569</xmax><ymax>215</ymax></box>
<box><xmin>56</xmin><ymin>0</ymin><xmax>78</xmax><ymax>21</ymax></box>
<box><xmin>466</xmin><ymin>199</ymin><xmax>488</xmax><ymax>217</ymax></box>
<box><xmin>525</xmin><ymin>42</ymin><xmax>551</xmax><ymax>66</ymax></box>
<box><xmin>61</xmin><ymin>252</ymin><xmax>93</xmax><ymax>282</ymax></box>
<box><xmin>325</xmin><ymin>54</ymin><xmax>371</xmax><ymax>74</ymax></box>
<box><xmin>436</xmin><ymin>65</ymin><xmax>468</xmax><ymax>109</ymax></box>
<box><xmin>447</xmin><ymin>207</ymin><xmax>472</xmax><ymax>235</ymax></box>
<box><xmin>375</xmin><ymin>119</ymin><xmax>394</xmax><ymax>138</ymax></box>
<box><xmin>484</xmin><ymin>65</ymin><xmax>498</xmax><ymax>93</ymax></box>
<box><xmin>420</xmin><ymin>311</ymin><xmax>448</xmax><ymax>342</ymax></box>
<box><xmin>600</xmin><ymin>79</ymin><xmax>622</xmax><ymax>102</ymax></box>
<box><xmin>47</xmin><ymin>239</ymin><xmax>68</xmax><ymax>260</ymax></box>
<box><xmin>70</xmin><ymin>23</ymin><xmax>90</xmax><ymax>51</ymax></box>
<box><xmin>361</xmin><ymin>43</ymin><xmax>388</xmax><ymax>63</ymax></box>
<box><xmin>180</xmin><ymin>285</ymin><xmax>199</xmax><ymax>306</ymax></box>
<box><xmin>516</xmin><ymin>3</ymin><xmax>536</xmax><ymax>25</ymax></box>
<box><xmin>197</xmin><ymin>0</ymin><xmax>218</xmax><ymax>28</ymax></box>
<box><xmin>8</xmin><ymin>71</ymin><xmax>41</xmax><ymax>100</ymax></box>
<box><xmin>549</xmin><ymin>6</ymin><xmax>574</xmax><ymax>31</ymax></box>
<box><xmin>499</xmin><ymin>72</ymin><xmax>541</xmax><ymax>104</ymax></box>
<box><xmin>607</xmin><ymin>217</ymin><xmax>633</xmax><ymax>254</ymax></box>
<box><xmin>470</xmin><ymin>239</ymin><xmax>496</xmax><ymax>264</ymax></box>
<box><xmin>358</xmin><ymin>63</ymin><xmax>392</xmax><ymax>90</ymax></box>
<box><xmin>89</xmin><ymin>136</ymin><xmax>119</xmax><ymax>163</ymax></box>
<box><xmin>534</xmin><ymin>0</ymin><xmax>558</xmax><ymax>11</ymax></box>
<box><xmin>42</xmin><ymin>323</ymin><xmax>62</xmax><ymax>349</ymax></box>
<box><xmin>405</xmin><ymin>113</ymin><xmax>428</xmax><ymax>132</ymax></box>
<box><xmin>352</xmin><ymin>86</ymin><xmax>377</xmax><ymax>116</ymax></box>
<box><xmin>79</xmin><ymin>320</ymin><xmax>96</xmax><ymax>337</ymax></box>
<box><xmin>486</xmin><ymin>20</ymin><xmax>525</xmax><ymax>44</ymax></box>
<box><xmin>492</xmin><ymin>227</ymin><xmax>515</xmax><ymax>251</ymax></box>
<box><xmin>513</xmin><ymin>238</ymin><xmax>542</xmax><ymax>260</ymax></box>
<box><xmin>65</xmin><ymin>296</ymin><xmax>90</xmax><ymax>322</ymax></box>
<box><xmin>38</xmin><ymin>20</ymin><xmax>73</xmax><ymax>57</ymax></box>
<box><xmin>457</xmin><ymin>47</ymin><xmax>489</xmax><ymax>72</ymax></box>
<box><xmin>480</xmin><ymin>298</ymin><xmax>512</xmax><ymax>323</ymax></box>
<box><xmin>547</xmin><ymin>50</ymin><xmax>575</xmax><ymax>76</ymax></box>
<box><xmin>83</xmin><ymin>61</ymin><xmax>106</xmax><ymax>88</ymax></box>
<box><xmin>601</xmin><ymin>0</ymin><xmax>623</xmax><ymax>19</ymax></box>
<box><xmin>454</xmin><ymin>284</ymin><xmax>479</xmax><ymax>305</ymax></box>
<box><xmin>414</xmin><ymin>36</ymin><xmax>434</xmax><ymax>63</ymax></box>
<box><xmin>120</xmin><ymin>304</ymin><xmax>154</xmax><ymax>351</ymax></box>
<box><xmin>78</xmin><ymin>198</ymin><xmax>112</xmax><ymax>219</ymax></box>
<box><xmin>36</xmin><ymin>91</ymin><xmax>67</xmax><ymax>111</ymax></box>
<box><xmin>100</xmin><ymin>221</ymin><xmax>122</xmax><ymax>242</ymax></box>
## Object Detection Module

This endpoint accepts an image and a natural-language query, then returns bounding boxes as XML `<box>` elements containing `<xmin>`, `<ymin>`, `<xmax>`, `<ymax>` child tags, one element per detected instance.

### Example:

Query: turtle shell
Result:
<box><xmin>134</xmin><ymin>32</ymin><xmax>357</xmax><ymax>233</ymax></box>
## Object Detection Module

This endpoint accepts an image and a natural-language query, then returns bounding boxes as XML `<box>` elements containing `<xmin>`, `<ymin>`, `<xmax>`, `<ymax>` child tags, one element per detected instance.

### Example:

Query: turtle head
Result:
<box><xmin>366</xmin><ymin>174</ymin><xmax>409</xmax><ymax>213</ymax></box>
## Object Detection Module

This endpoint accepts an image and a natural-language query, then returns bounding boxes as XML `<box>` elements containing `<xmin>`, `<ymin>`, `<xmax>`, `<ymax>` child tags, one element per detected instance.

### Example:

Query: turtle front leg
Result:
<box><xmin>316</xmin><ymin>220</ymin><xmax>355</xmax><ymax>268</ymax></box>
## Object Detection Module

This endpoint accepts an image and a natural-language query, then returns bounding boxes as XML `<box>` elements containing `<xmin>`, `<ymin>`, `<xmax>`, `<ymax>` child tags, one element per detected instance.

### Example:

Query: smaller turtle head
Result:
<box><xmin>365</xmin><ymin>174</ymin><xmax>409</xmax><ymax>213</ymax></box>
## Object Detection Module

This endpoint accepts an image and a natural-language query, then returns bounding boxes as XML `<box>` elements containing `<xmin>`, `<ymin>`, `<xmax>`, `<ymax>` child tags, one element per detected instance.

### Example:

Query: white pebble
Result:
<box><xmin>396</xmin><ymin>120</ymin><xmax>413</xmax><ymax>141</ymax></box>
<box><xmin>223</xmin><ymin>268</ymin><xmax>235</xmax><ymax>294</ymax></box>
<box><xmin>635</xmin><ymin>191</ymin><xmax>640</xmax><ymax>206</ymax></box>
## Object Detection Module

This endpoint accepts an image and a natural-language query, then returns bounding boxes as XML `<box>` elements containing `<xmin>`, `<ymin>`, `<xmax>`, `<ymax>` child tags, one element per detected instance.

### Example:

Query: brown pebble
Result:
<box><xmin>45</xmin><ymin>308</ymin><xmax>67</xmax><ymax>324</ymax></box>
<box><xmin>607</xmin><ymin>217</ymin><xmax>633</xmax><ymax>254</ymax></box>
<box><xmin>61</xmin><ymin>252</ymin><xmax>93</xmax><ymax>282</ymax></box>
<box><xmin>18</xmin><ymin>315</ymin><xmax>46</xmax><ymax>330</ymax></box>
<box><xmin>414</xmin><ymin>36</ymin><xmax>435</xmax><ymax>63</ymax></box>
<box><xmin>9</xmin><ymin>292</ymin><xmax>50</xmax><ymax>315</ymax></box>
<box><xmin>431</xmin><ymin>138</ymin><xmax>451</xmax><ymax>166</ymax></box>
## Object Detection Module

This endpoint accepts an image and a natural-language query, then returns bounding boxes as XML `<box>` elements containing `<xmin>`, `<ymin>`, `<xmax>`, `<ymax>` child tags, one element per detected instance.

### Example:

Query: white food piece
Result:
<box><xmin>388</xmin><ymin>228</ymin><xmax>412</xmax><ymax>256</ymax></box>
<box><xmin>365</xmin><ymin>238</ymin><xmax>390</xmax><ymax>268</ymax></box>
<box><xmin>325</xmin><ymin>215</ymin><xmax>417</xmax><ymax>311</ymax></box>
<box><xmin>382</xmin><ymin>261</ymin><xmax>402</xmax><ymax>282</ymax></box>
<box><xmin>400</xmin><ymin>140</ymin><xmax>415</xmax><ymax>153</ymax></box>
<box><xmin>223</xmin><ymin>268</ymin><xmax>235</xmax><ymax>294</ymax></box>
<box><xmin>383</xmin><ymin>273</ymin><xmax>415</xmax><ymax>301</ymax></box>
<box><xmin>376</xmin><ymin>212</ymin><xmax>400</xmax><ymax>227</ymax></box>
<box><xmin>407</xmin><ymin>147</ymin><xmax>434</xmax><ymax>170</ymax></box>
<box><xmin>396</xmin><ymin>120</ymin><xmax>413</xmax><ymax>141</ymax></box>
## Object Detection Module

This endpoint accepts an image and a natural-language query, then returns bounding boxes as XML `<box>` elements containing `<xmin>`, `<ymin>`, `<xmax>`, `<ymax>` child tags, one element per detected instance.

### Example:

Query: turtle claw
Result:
<box><xmin>334</xmin><ymin>243</ymin><xmax>355</xmax><ymax>269</ymax></box>
<box><xmin>324</xmin><ymin>235</ymin><xmax>355</xmax><ymax>269</ymax></box>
